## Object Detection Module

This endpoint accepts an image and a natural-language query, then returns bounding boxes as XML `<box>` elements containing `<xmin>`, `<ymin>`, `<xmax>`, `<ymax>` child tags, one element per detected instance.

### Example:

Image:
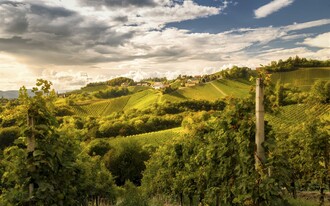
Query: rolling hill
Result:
<box><xmin>68</xmin><ymin>67</ymin><xmax>329</xmax><ymax>117</ymax></box>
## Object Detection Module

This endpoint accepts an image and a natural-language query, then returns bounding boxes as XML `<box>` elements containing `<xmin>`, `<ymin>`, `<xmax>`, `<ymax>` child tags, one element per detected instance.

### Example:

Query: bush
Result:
<box><xmin>87</xmin><ymin>139</ymin><xmax>111</xmax><ymax>156</ymax></box>
<box><xmin>117</xmin><ymin>181</ymin><xmax>148</xmax><ymax>206</ymax></box>
<box><xmin>0</xmin><ymin>126</ymin><xmax>19</xmax><ymax>150</ymax></box>
<box><xmin>104</xmin><ymin>140</ymin><xmax>150</xmax><ymax>186</ymax></box>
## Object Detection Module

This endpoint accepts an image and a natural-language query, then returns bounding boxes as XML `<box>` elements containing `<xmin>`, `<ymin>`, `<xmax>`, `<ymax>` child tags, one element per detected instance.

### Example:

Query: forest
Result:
<box><xmin>0</xmin><ymin>62</ymin><xmax>329</xmax><ymax>206</ymax></box>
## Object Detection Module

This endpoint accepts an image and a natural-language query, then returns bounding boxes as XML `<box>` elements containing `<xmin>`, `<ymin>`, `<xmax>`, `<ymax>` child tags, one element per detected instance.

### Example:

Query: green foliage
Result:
<box><xmin>104</xmin><ymin>139</ymin><xmax>150</xmax><ymax>186</ymax></box>
<box><xmin>97</xmin><ymin>114</ymin><xmax>182</xmax><ymax>138</ymax></box>
<box><xmin>117</xmin><ymin>181</ymin><xmax>148</xmax><ymax>206</ymax></box>
<box><xmin>76</xmin><ymin>155</ymin><xmax>117</xmax><ymax>206</ymax></box>
<box><xmin>106</xmin><ymin>77</ymin><xmax>135</xmax><ymax>86</ymax></box>
<box><xmin>0</xmin><ymin>126</ymin><xmax>19</xmax><ymax>150</ymax></box>
<box><xmin>262</xmin><ymin>56</ymin><xmax>330</xmax><ymax>72</ymax></box>
<box><xmin>94</xmin><ymin>87</ymin><xmax>129</xmax><ymax>99</ymax></box>
<box><xmin>143</xmin><ymin>98</ymin><xmax>286</xmax><ymax>206</ymax></box>
<box><xmin>0</xmin><ymin>79</ymin><xmax>117</xmax><ymax>205</ymax></box>
<box><xmin>87</xmin><ymin>139</ymin><xmax>111</xmax><ymax>157</ymax></box>
<box><xmin>219</xmin><ymin>66</ymin><xmax>254</xmax><ymax>79</ymax></box>
<box><xmin>310</xmin><ymin>80</ymin><xmax>330</xmax><ymax>103</ymax></box>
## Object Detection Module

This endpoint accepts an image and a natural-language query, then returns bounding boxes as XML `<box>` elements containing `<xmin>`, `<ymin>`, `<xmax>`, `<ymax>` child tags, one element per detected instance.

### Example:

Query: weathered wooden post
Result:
<box><xmin>27</xmin><ymin>114</ymin><xmax>35</xmax><ymax>200</ymax></box>
<box><xmin>255</xmin><ymin>78</ymin><xmax>266</xmax><ymax>169</ymax></box>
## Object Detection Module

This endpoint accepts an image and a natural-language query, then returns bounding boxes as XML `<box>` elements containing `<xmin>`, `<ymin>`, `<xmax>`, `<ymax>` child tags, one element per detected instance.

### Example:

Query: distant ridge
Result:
<box><xmin>0</xmin><ymin>89</ymin><xmax>34</xmax><ymax>99</ymax></box>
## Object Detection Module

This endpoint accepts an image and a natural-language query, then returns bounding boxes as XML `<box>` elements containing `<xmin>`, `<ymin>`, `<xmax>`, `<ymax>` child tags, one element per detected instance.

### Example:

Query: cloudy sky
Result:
<box><xmin>0</xmin><ymin>0</ymin><xmax>329</xmax><ymax>91</ymax></box>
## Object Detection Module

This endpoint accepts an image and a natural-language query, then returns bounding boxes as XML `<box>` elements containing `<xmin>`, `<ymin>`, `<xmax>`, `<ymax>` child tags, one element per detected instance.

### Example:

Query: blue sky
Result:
<box><xmin>169</xmin><ymin>0</ymin><xmax>330</xmax><ymax>32</ymax></box>
<box><xmin>0</xmin><ymin>0</ymin><xmax>329</xmax><ymax>90</ymax></box>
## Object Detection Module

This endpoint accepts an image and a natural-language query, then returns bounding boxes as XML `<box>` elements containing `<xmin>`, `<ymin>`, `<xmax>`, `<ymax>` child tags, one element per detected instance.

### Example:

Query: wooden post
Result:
<box><xmin>27</xmin><ymin>115</ymin><xmax>35</xmax><ymax>200</ymax></box>
<box><xmin>255</xmin><ymin>78</ymin><xmax>266</xmax><ymax>169</ymax></box>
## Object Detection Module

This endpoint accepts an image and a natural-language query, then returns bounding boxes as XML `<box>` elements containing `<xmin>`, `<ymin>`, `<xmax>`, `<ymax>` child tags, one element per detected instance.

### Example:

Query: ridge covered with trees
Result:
<box><xmin>261</xmin><ymin>56</ymin><xmax>330</xmax><ymax>72</ymax></box>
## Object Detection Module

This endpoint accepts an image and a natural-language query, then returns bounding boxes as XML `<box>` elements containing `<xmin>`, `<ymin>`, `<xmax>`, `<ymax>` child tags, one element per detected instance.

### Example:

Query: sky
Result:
<box><xmin>0</xmin><ymin>0</ymin><xmax>329</xmax><ymax>91</ymax></box>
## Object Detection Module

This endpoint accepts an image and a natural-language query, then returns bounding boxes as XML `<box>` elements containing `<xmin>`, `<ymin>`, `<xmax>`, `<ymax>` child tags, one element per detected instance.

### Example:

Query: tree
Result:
<box><xmin>104</xmin><ymin>139</ymin><xmax>150</xmax><ymax>186</ymax></box>
<box><xmin>310</xmin><ymin>80</ymin><xmax>330</xmax><ymax>103</ymax></box>
<box><xmin>0</xmin><ymin>79</ymin><xmax>117</xmax><ymax>205</ymax></box>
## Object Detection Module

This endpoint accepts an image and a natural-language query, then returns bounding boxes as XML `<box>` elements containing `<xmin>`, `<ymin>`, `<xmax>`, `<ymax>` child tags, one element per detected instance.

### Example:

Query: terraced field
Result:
<box><xmin>271</xmin><ymin>67</ymin><xmax>330</xmax><ymax>90</ymax></box>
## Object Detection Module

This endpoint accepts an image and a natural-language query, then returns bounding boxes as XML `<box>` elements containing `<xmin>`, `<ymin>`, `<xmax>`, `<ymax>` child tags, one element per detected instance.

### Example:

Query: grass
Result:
<box><xmin>288</xmin><ymin>198</ymin><xmax>318</xmax><ymax>206</ymax></box>
<box><xmin>271</xmin><ymin>67</ymin><xmax>330</xmax><ymax>91</ymax></box>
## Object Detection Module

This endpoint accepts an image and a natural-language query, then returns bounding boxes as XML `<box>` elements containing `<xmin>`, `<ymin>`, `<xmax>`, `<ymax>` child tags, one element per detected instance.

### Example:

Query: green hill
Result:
<box><xmin>68</xmin><ymin>67</ymin><xmax>329</xmax><ymax>117</ymax></box>
<box><xmin>271</xmin><ymin>67</ymin><xmax>330</xmax><ymax>90</ymax></box>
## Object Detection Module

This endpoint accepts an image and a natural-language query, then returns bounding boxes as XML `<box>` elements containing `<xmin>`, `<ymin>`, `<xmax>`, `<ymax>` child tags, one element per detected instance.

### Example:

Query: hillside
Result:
<box><xmin>271</xmin><ymin>67</ymin><xmax>330</xmax><ymax>90</ymax></box>
<box><xmin>66</xmin><ymin>67</ymin><xmax>330</xmax><ymax>117</ymax></box>
<box><xmin>69</xmin><ymin>79</ymin><xmax>251</xmax><ymax>116</ymax></box>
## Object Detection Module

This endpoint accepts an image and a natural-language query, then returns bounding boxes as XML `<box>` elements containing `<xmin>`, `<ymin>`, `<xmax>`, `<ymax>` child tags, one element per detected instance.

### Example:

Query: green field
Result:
<box><xmin>271</xmin><ymin>67</ymin><xmax>330</xmax><ymax>90</ymax></box>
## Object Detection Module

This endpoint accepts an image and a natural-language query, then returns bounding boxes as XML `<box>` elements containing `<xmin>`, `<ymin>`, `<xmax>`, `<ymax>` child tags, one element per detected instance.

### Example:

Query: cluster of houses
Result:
<box><xmin>121</xmin><ymin>75</ymin><xmax>203</xmax><ymax>90</ymax></box>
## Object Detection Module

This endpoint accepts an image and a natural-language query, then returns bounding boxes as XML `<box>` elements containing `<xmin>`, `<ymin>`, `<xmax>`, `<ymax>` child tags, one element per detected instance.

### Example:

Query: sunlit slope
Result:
<box><xmin>271</xmin><ymin>67</ymin><xmax>330</xmax><ymax>90</ymax></box>
<box><xmin>172</xmin><ymin>79</ymin><xmax>251</xmax><ymax>101</ymax></box>
<box><xmin>123</xmin><ymin>89</ymin><xmax>161</xmax><ymax>110</ymax></box>
<box><xmin>72</xmin><ymin>96</ymin><xmax>130</xmax><ymax>116</ymax></box>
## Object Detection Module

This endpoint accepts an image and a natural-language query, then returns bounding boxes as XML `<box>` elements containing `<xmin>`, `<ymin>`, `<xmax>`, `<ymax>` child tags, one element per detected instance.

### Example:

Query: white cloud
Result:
<box><xmin>254</xmin><ymin>0</ymin><xmax>294</xmax><ymax>19</ymax></box>
<box><xmin>0</xmin><ymin>0</ymin><xmax>329</xmax><ymax>91</ymax></box>
<box><xmin>285</xmin><ymin>19</ymin><xmax>330</xmax><ymax>31</ymax></box>
<box><xmin>301</xmin><ymin>32</ymin><xmax>330</xmax><ymax>48</ymax></box>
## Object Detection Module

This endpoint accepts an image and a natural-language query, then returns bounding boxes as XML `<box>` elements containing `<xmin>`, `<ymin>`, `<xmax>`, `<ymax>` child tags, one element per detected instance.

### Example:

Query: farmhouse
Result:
<box><xmin>152</xmin><ymin>82</ymin><xmax>165</xmax><ymax>89</ymax></box>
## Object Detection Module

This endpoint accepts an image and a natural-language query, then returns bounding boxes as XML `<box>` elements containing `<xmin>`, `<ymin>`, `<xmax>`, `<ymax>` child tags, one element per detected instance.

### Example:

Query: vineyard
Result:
<box><xmin>72</xmin><ymin>96</ymin><xmax>130</xmax><ymax>116</ymax></box>
<box><xmin>109</xmin><ymin>127</ymin><xmax>183</xmax><ymax>147</ymax></box>
<box><xmin>127</xmin><ymin>90</ymin><xmax>161</xmax><ymax>110</ymax></box>
<box><xmin>266</xmin><ymin>103</ymin><xmax>330</xmax><ymax>131</ymax></box>
<box><xmin>271</xmin><ymin>67</ymin><xmax>330</xmax><ymax>90</ymax></box>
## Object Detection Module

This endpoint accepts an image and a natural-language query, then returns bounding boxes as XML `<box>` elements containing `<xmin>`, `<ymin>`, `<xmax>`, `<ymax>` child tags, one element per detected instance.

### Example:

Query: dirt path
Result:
<box><xmin>210</xmin><ymin>82</ymin><xmax>227</xmax><ymax>96</ymax></box>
